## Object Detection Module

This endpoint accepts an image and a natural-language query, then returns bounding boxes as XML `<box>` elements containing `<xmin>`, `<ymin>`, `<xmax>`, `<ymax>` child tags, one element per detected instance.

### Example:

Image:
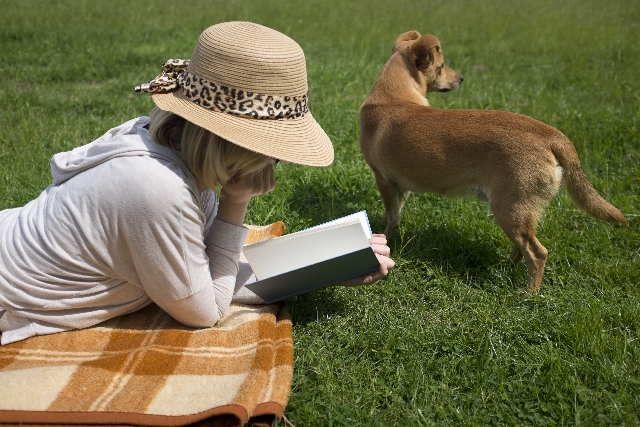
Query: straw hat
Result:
<box><xmin>135</xmin><ymin>22</ymin><xmax>333</xmax><ymax>167</ymax></box>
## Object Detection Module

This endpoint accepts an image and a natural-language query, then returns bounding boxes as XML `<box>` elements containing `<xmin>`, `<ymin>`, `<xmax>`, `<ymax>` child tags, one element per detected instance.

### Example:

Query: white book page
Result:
<box><xmin>296</xmin><ymin>210</ymin><xmax>372</xmax><ymax>239</ymax></box>
<box><xmin>243</xmin><ymin>220</ymin><xmax>371</xmax><ymax>280</ymax></box>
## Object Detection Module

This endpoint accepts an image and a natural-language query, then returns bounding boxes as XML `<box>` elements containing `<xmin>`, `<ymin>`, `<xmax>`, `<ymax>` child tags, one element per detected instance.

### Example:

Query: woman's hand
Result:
<box><xmin>216</xmin><ymin>162</ymin><xmax>276</xmax><ymax>226</ymax></box>
<box><xmin>337</xmin><ymin>234</ymin><xmax>395</xmax><ymax>287</ymax></box>
<box><xmin>222</xmin><ymin>162</ymin><xmax>276</xmax><ymax>205</ymax></box>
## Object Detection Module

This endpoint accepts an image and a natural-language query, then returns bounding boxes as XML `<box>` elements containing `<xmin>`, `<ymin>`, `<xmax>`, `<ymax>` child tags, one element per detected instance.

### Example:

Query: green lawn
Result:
<box><xmin>1</xmin><ymin>0</ymin><xmax>639</xmax><ymax>425</ymax></box>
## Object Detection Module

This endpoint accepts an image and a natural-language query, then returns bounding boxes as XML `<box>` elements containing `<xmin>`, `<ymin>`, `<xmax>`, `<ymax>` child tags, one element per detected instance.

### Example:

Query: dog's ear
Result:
<box><xmin>392</xmin><ymin>30</ymin><xmax>421</xmax><ymax>53</ymax></box>
<box><xmin>411</xmin><ymin>34</ymin><xmax>441</xmax><ymax>68</ymax></box>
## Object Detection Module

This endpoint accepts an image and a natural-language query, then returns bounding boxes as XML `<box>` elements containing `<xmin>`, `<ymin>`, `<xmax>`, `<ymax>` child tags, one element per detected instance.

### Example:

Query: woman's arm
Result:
<box><xmin>156</xmin><ymin>218</ymin><xmax>249</xmax><ymax>327</ymax></box>
<box><xmin>149</xmin><ymin>163</ymin><xmax>277</xmax><ymax>326</ymax></box>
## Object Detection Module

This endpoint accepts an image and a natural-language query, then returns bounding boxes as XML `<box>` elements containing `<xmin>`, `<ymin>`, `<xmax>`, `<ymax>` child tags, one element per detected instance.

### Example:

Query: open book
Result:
<box><xmin>243</xmin><ymin>211</ymin><xmax>379</xmax><ymax>303</ymax></box>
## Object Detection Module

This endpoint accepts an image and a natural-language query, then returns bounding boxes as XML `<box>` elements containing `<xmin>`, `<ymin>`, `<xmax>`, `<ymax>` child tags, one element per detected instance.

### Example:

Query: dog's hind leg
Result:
<box><xmin>491</xmin><ymin>202</ymin><xmax>548</xmax><ymax>294</ymax></box>
<box><xmin>375</xmin><ymin>172</ymin><xmax>409</xmax><ymax>236</ymax></box>
<box><xmin>517</xmin><ymin>234</ymin><xmax>547</xmax><ymax>294</ymax></box>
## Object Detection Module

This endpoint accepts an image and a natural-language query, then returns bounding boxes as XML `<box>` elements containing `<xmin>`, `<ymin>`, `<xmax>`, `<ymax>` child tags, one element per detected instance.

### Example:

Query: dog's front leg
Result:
<box><xmin>374</xmin><ymin>172</ymin><xmax>409</xmax><ymax>235</ymax></box>
<box><xmin>510</xmin><ymin>245</ymin><xmax>523</xmax><ymax>263</ymax></box>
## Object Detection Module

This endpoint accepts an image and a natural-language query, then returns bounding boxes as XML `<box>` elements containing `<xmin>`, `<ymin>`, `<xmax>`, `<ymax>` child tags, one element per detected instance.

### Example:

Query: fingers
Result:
<box><xmin>360</xmin><ymin>271</ymin><xmax>382</xmax><ymax>285</ymax></box>
<box><xmin>379</xmin><ymin>254</ymin><xmax>395</xmax><ymax>270</ymax></box>
<box><xmin>370</xmin><ymin>243</ymin><xmax>391</xmax><ymax>257</ymax></box>
<box><xmin>251</xmin><ymin>163</ymin><xmax>275</xmax><ymax>195</ymax></box>
<box><xmin>375</xmin><ymin>253</ymin><xmax>395</xmax><ymax>276</ymax></box>
<box><xmin>376</xmin><ymin>255</ymin><xmax>388</xmax><ymax>276</ymax></box>
<box><xmin>261</xmin><ymin>163</ymin><xmax>276</xmax><ymax>195</ymax></box>
<box><xmin>369</xmin><ymin>234</ymin><xmax>387</xmax><ymax>245</ymax></box>
<box><xmin>336</xmin><ymin>253</ymin><xmax>395</xmax><ymax>288</ymax></box>
<box><xmin>372</xmin><ymin>253</ymin><xmax>394</xmax><ymax>281</ymax></box>
<box><xmin>338</xmin><ymin>272</ymin><xmax>379</xmax><ymax>287</ymax></box>
<box><xmin>369</xmin><ymin>234</ymin><xmax>391</xmax><ymax>259</ymax></box>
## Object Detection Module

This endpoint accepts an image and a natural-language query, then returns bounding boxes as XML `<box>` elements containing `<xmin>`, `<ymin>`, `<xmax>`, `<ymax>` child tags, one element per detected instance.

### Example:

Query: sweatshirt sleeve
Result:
<box><xmin>153</xmin><ymin>218</ymin><xmax>249</xmax><ymax>327</ymax></box>
<box><xmin>200</xmin><ymin>189</ymin><xmax>219</xmax><ymax>238</ymax></box>
<box><xmin>121</xmin><ymin>161</ymin><xmax>248</xmax><ymax>327</ymax></box>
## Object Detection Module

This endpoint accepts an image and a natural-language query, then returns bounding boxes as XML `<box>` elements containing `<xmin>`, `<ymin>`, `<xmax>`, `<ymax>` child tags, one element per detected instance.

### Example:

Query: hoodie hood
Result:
<box><xmin>50</xmin><ymin>117</ymin><xmax>189</xmax><ymax>186</ymax></box>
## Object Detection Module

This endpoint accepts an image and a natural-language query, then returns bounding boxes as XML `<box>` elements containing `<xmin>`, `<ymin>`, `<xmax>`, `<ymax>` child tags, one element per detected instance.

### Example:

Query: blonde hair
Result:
<box><xmin>148</xmin><ymin>107</ymin><xmax>272</xmax><ymax>192</ymax></box>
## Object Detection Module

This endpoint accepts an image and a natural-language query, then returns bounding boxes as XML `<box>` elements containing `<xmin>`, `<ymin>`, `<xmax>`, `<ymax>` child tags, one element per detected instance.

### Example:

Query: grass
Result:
<box><xmin>1</xmin><ymin>0</ymin><xmax>639</xmax><ymax>425</ymax></box>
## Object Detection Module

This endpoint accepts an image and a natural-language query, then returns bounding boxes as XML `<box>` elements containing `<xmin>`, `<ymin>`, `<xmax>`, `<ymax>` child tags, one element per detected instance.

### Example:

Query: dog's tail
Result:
<box><xmin>551</xmin><ymin>138</ymin><xmax>627</xmax><ymax>226</ymax></box>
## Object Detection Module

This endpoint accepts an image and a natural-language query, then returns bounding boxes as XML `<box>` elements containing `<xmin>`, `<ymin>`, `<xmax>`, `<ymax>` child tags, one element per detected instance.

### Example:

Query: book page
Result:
<box><xmin>242</xmin><ymin>211</ymin><xmax>372</xmax><ymax>251</ymax></box>
<box><xmin>295</xmin><ymin>210</ymin><xmax>372</xmax><ymax>239</ymax></box>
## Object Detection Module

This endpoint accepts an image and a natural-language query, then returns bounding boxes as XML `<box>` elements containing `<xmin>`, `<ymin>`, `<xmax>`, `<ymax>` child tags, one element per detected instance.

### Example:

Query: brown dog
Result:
<box><xmin>359</xmin><ymin>30</ymin><xmax>627</xmax><ymax>293</ymax></box>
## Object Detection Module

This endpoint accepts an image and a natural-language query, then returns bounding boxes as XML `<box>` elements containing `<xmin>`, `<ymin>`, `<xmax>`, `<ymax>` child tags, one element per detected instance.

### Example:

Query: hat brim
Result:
<box><xmin>151</xmin><ymin>90</ymin><xmax>334</xmax><ymax>167</ymax></box>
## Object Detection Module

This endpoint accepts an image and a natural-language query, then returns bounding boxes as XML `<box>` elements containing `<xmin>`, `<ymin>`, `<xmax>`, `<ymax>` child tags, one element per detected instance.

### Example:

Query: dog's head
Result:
<box><xmin>392</xmin><ymin>31</ymin><xmax>464</xmax><ymax>93</ymax></box>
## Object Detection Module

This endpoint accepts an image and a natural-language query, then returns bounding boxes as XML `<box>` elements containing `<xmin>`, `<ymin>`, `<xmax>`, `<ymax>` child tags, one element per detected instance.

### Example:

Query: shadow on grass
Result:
<box><xmin>395</xmin><ymin>223</ymin><xmax>505</xmax><ymax>279</ymax></box>
<box><xmin>288</xmin><ymin>220</ymin><xmax>520</xmax><ymax>326</ymax></box>
<box><xmin>288</xmin><ymin>288</ymin><xmax>349</xmax><ymax>326</ymax></box>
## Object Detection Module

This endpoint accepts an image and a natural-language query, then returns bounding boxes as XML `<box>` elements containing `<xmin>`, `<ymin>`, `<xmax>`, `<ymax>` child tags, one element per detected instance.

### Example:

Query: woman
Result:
<box><xmin>0</xmin><ymin>22</ymin><xmax>394</xmax><ymax>345</ymax></box>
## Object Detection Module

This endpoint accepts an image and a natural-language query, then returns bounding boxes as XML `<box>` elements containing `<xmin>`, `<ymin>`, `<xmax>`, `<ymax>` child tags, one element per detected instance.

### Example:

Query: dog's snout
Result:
<box><xmin>459</xmin><ymin>74</ymin><xmax>465</xmax><ymax>83</ymax></box>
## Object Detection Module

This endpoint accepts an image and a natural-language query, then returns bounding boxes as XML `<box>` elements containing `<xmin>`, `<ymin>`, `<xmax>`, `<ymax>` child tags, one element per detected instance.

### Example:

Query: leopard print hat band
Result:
<box><xmin>135</xmin><ymin>59</ymin><xmax>309</xmax><ymax>120</ymax></box>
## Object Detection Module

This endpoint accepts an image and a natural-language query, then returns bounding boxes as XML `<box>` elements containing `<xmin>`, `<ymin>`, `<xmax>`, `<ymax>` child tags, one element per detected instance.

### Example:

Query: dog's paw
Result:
<box><xmin>517</xmin><ymin>287</ymin><xmax>541</xmax><ymax>298</ymax></box>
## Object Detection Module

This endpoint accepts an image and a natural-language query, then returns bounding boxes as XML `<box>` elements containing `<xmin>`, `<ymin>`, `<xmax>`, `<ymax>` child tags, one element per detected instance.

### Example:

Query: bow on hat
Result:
<box><xmin>135</xmin><ymin>59</ymin><xmax>190</xmax><ymax>94</ymax></box>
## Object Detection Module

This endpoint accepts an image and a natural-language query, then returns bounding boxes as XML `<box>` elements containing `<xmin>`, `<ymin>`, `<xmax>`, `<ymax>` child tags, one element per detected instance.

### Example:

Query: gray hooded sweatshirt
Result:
<box><xmin>0</xmin><ymin>117</ymin><xmax>256</xmax><ymax>345</ymax></box>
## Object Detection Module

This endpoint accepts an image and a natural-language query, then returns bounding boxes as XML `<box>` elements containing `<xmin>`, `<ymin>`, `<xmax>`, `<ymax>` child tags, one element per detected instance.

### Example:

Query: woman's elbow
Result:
<box><xmin>169</xmin><ymin>307</ymin><xmax>223</xmax><ymax>328</ymax></box>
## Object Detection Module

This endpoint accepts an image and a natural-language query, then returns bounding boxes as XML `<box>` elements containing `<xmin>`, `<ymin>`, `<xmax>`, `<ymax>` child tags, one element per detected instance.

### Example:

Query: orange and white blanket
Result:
<box><xmin>0</xmin><ymin>222</ymin><xmax>291</xmax><ymax>427</ymax></box>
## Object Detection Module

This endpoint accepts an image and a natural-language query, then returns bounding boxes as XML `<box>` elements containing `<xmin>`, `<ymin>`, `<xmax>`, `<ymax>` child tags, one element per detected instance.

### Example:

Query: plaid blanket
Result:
<box><xmin>0</xmin><ymin>222</ymin><xmax>291</xmax><ymax>427</ymax></box>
